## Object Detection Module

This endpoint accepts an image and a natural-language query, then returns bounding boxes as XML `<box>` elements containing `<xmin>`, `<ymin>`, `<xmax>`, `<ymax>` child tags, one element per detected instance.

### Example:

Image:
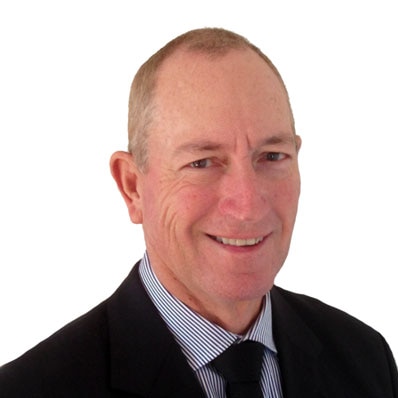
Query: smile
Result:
<box><xmin>212</xmin><ymin>236</ymin><xmax>265</xmax><ymax>247</ymax></box>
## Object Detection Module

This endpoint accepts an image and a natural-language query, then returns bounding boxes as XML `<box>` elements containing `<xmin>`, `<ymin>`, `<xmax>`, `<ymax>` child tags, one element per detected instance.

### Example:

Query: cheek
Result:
<box><xmin>142</xmin><ymin>175</ymin><xmax>214</xmax><ymax>234</ymax></box>
<box><xmin>179</xmin><ymin>189</ymin><xmax>215</xmax><ymax>215</ymax></box>
<box><xmin>143</xmin><ymin>190</ymin><xmax>173</xmax><ymax>231</ymax></box>
<box><xmin>272</xmin><ymin>178</ymin><xmax>300</xmax><ymax>219</ymax></box>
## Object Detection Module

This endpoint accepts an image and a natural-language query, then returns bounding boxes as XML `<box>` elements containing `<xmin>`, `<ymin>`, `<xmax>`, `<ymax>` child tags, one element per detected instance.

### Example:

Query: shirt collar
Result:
<box><xmin>139</xmin><ymin>252</ymin><xmax>277</xmax><ymax>371</ymax></box>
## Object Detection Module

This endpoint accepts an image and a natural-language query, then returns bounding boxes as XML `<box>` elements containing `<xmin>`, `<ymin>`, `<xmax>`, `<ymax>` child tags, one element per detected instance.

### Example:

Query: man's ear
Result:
<box><xmin>110</xmin><ymin>151</ymin><xmax>143</xmax><ymax>224</ymax></box>
<box><xmin>295</xmin><ymin>135</ymin><xmax>302</xmax><ymax>152</ymax></box>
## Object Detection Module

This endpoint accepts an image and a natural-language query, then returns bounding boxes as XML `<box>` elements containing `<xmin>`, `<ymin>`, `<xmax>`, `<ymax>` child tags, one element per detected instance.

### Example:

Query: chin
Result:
<box><xmin>219</xmin><ymin>278</ymin><xmax>273</xmax><ymax>302</ymax></box>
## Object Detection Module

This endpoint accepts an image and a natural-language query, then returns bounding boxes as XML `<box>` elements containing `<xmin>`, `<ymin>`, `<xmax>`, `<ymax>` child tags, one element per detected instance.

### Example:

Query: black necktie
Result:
<box><xmin>212</xmin><ymin>340</ymin><xmax>264</xmax><ymax>398</ymax></box>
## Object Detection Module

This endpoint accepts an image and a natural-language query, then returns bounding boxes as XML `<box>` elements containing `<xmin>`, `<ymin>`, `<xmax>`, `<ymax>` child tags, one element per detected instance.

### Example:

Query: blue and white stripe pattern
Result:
<box><xmin>139</xmin><ymin>252</ymin><xmax>283</xmax><ymax>397</ymax></box>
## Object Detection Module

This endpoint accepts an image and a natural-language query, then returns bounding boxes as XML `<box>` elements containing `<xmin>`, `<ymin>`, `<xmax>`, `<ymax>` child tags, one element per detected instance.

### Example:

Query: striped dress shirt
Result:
<box><xmin>139</xmin><ymin>253</ymin><xmax>283</xmax><ymax>398</ymax></box>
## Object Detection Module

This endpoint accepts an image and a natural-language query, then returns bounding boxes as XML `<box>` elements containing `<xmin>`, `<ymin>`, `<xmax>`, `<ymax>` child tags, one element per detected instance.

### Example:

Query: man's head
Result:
<box><xmin>111</xmin><ymin>28</ymin><xmax>301</xmax><ymax>331</ymax></box>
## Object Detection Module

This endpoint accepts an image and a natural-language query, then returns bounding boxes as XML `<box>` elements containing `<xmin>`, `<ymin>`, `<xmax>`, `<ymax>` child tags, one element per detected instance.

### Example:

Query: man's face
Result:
<box><xmin>136</xmin><ymin>49</ymin><xmax>301</xmax><ymax>312</ymax></box>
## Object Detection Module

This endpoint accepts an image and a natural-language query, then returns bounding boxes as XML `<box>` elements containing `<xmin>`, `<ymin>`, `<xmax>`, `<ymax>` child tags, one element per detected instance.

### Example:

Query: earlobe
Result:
<box><xmin>110</xmin><ymin>151</ymin><xmax>143</xmax><ymax>224</ymax></box>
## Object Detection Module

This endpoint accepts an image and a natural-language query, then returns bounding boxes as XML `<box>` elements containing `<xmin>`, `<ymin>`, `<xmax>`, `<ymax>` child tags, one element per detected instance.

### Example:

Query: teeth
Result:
<box><xmin>215</xmin><ymin>236</ymin><xmax>264</xmax><ymax>246</ymax></box>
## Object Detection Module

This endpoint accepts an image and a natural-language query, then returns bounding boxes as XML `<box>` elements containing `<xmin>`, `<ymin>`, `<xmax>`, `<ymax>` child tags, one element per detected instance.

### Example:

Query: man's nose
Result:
<box><xmin>217</xmin><ymin>165</ymin><xmax>268</xmax><ymax>222</ymax></box>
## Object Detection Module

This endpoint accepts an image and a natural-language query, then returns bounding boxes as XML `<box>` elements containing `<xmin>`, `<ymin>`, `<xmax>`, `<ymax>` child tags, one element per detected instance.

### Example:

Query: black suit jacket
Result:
<box><xmin>1</xmin><ymin>263</ymin><xmax>397</xmax><ymax>397</ymax></box>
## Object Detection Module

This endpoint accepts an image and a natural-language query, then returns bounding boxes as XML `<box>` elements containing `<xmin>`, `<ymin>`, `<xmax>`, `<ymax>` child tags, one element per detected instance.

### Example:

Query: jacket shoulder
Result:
<box><xmin>271</xmin><ymin>285</ymin><xmax>389</xmax><ymax>351</ymax></box>
<box><xmin>0</xmin><ymin>299</ymin><xmax>112</xmax><ymax>397</ymax></box>
<box><xmin>272</xmin><ymin>285</ymin><xmax>377</xmax><ymax>332</ymax></box>
<box><xmin>271</xmin><ymin>285</ymin><xmax>398</xmax><ymax>397</ymax></box>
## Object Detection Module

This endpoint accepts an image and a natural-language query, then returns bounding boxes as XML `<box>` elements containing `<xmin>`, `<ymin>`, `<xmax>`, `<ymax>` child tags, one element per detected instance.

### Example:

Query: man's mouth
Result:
<box><xmin>210</xmin><ymin>235</ymin><xmax>265</xmax><ymax>247</ymax></box>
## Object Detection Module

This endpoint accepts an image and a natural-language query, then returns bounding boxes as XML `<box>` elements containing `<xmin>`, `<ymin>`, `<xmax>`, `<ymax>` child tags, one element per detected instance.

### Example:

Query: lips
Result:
<box><xmin>211</xmin><ymin>236</ymin><xmax>265</xmax><ymax>247</ymax></box>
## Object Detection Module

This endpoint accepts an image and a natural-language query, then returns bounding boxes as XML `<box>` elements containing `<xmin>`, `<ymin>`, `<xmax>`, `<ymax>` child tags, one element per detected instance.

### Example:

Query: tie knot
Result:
<box><xmin>212</xmin><ymin>340</ymin><xmax>264</xmax><ymax>384</ymax></box>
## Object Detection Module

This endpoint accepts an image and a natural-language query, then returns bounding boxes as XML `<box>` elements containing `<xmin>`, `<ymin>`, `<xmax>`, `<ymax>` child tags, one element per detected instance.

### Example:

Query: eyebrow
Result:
<box><xmin>173</xmin><ymin>133</ymin><xmax>296</xmax><ymax>154</ymax></box>
<box><xmin>174</xmin><ymin>140</ymin><xmax>223</xmax><ymax>154</ymax></box>
<box><xmin>259</xmin><ymin>133</ymin><xmax>297</xmax><ymax>147</ymax></box>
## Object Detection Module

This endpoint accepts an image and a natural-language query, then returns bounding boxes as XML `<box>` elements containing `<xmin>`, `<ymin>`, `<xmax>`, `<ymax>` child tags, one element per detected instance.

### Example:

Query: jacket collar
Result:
<box><xmin>107</xmin><ymin>264</ymin><xmax>206</xmax><ymax>398</ymax></box>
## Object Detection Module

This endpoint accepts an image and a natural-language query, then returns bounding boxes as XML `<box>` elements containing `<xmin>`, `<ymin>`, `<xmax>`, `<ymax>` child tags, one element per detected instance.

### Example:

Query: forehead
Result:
<box><xmin>149</xmin><ymin>48</ymin><xmax>293</xmax><ymax>149</ymax></box>
<box><xmin>156</xmin><ymin>48</ymin><xmax>286</xmax><ymax>99</ymax></box>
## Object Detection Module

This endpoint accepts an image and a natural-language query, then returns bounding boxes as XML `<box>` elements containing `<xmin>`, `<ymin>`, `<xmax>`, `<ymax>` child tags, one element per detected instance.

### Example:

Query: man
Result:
<box><xmin>1</xmin><ymin>28</ymin><xmax>397</xmax><ymax>397</ymax></box>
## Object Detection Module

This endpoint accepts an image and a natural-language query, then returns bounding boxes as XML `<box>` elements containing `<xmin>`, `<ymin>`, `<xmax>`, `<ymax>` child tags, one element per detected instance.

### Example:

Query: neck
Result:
<box><xmin>188</xmin><ymin>297</ymin><xmax>264</xmax><ymax>335</ymax></box>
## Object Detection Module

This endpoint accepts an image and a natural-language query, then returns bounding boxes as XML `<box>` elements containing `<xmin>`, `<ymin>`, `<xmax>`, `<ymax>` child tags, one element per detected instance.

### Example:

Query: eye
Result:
<box><xmin>265</xmin><ymin>152</ymin><xmax>286</xmax><ymax>161</ymax></box>
<box><xmin>189</xmin><ymin>158</ymin><xmax>213</xmax><ymax>168</ymax></box>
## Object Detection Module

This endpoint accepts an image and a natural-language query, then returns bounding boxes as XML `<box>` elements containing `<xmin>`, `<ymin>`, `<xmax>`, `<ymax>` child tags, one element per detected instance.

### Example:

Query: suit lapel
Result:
<box><xmin>107</xmin><ymin>264</ymin><xmax>206</xmax><ymax>397</ymax></box>
<box><xmin>271</xmin><ymin>286</ymin><xmax>326</xmax><ymax>398</ymax></box>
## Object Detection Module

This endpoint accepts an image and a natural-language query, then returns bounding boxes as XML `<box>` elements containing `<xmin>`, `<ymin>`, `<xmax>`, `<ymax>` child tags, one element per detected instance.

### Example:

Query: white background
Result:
<box><xmin>1</xmin><ymin>1</ymin><xmax>397</xmax><ymax>365</ymax></box>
